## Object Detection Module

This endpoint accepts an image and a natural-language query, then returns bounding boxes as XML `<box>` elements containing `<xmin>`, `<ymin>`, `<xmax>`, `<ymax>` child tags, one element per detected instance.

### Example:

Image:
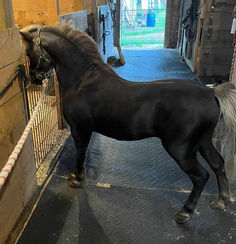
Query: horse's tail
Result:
<box><xmin>213</xmin><ymin>82</ymin><xmax>236</xmax><ymax>180</ymax></box>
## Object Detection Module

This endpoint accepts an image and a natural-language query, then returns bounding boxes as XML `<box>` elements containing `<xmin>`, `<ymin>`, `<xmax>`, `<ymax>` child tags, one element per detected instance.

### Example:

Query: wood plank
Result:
<box><xmin>164</xmin><ymin>0</ymin><xmax>181</xmax><ymax>48</ymax></box>
<box><xmin>86</xmin><ymin>0</ymin><xmax>98</xmax><ymax>13</ymax></box>
<box><xmin>201</xmin><ymin>30</ymin><xmax>234</xmax><ymax>48</ymax></box>
<box><xmin>0</xmin><ymin>60</ymin><xmax>22</xmax><ymax>94</ymax></box>
<box><xmin>12</xmin><ymin>0</ymin><xmax>59</xmax><ymax>27</ymax></box>
<box><xmin>197</xmin><ymin>63</ymin><xmax>232</xmax><ymax>77</ymax></box>
<box><xmin>114</xmin><ymin>0</ymin><xmax>121</xmax><ymax>47</ymax></box>
<box><xmin>198</xmin><ymin>47</ymin><xmax>233</xmax><ymax>66</ymax></box>
<box><xmin>47</xmin><ymin>0</ymin><xmax>59</xmax><ymax>25</ymax></box>
<box><xmin>0</xmin><ymin>28</ymin><xmax>22</xmax><ymax>69</ymax></box>
<box><xmin>3</xmin><ymin>0</ymin><xmax>15</xmax><ymax>28</ymax></box>
<box><xmin>86</xmin><ymin>0</ymin><xmax>99</xmax><ymax>42</ymax></box>
<box><xmin>97</xmin><ymin>0</ymin><xmax>106</xmax><ymax>6</ymax></box>
<box><xmin>0</xmin><ymin>0</ymin><xmax>7</xmax><ymax>30</ymax></box>
<box><xmin>59</xmin><ymin>0</ymin><xmax>84</xmax><ymax>15</ymax></box>
<box><xmin>203</xmin><ymin>11</ymin><xmax>233</xmax><ymax>31</ymax></box>
<box><xmin>0</xmin><ymin>119</ymin><xmax>26</xmax><ymax>167</ymax></box>
<box><xmin>206</xmin><ymin>0</ymin><xmax>235</xmax><ymax>12</ymax></box>
<box><xmin>0</xmin><ymin>133</ymin><xmax>37</xmax><ymax>244</ymax></box>
<box><xmin>0</xmin><ymin>81</ymin><xmax>25</xmax><ymax>144</ymax></box>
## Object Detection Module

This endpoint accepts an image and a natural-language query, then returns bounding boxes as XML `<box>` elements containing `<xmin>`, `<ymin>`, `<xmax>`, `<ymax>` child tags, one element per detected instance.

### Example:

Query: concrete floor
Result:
<box><xmin>18</xmin><ymin>49</ymin><xmax>236</xmax><ymax>244</ymax></box>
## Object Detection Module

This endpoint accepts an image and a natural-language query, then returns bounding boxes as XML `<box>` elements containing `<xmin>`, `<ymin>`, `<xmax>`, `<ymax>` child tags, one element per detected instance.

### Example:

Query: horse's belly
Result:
<box><xmin>94</xmin><ymin>118</ymin><xmax>155</xmax><ymax>141</ymax></box>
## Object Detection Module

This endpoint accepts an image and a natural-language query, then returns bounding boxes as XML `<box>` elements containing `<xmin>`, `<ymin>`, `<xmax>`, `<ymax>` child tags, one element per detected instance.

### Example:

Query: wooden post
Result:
<box><xmin>0</xmin><ymin>0</ymin><xmax>14</xmax><ymax>29</ymax></box>
<box><xmin>86</xmin><ymin>0</ymin><xmax>99</xmax><ymax>42</ymax></box>
<box><xmin>47</xmin><ymin>0</ymin><xmax>59</xmax><ymax>25</ymax></box>
<box><xmin>0</xmin><ymin>0</ymin><xmax>7</xmax><ymax>29</ymax></box>
<box><xmin>54</xmin><ymin>74</ymin><xmax>67</xmax><ymax>129</ymax></box>
<box><xmin>114</xmin><ymin>0</ymin><xmax>120</xmax><ymax>47</ymax></box>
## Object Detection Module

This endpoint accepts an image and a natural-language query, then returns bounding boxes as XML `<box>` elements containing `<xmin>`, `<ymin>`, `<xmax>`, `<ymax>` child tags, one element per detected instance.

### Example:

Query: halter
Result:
<box><xmin>33</xmin><ymin>28</ymin><xmax>54</xmax><ymax>80</ymax></box>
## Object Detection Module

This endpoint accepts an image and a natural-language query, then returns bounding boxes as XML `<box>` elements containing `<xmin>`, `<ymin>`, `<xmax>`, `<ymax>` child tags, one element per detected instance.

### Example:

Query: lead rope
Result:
<box><xmin>0</xmin><ymin>79</ymin><xmax>48</xmax><ymax>192</ymax></box>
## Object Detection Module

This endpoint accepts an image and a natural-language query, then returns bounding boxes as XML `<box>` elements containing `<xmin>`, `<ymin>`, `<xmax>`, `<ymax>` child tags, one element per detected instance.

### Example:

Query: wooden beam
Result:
<box><xmin>3</xmin><ymin>0</ymin><xmax>15</xmax><ymax>28</ymax></box>
<box><xmin>0</xmin><ymin>0</ymin><xmax>7</xmax><ymax>30</ymax></box>
<box><xmin>85</xmin><ymin>0</ymin><xmax>97</xmax><ymax>13</ymax></box>
<box><xmin>0</xmin><ymin>28</ymin><xmax>22</xmax><ymax>92</ymax></box>
<box><xmin>47</xmin><ymin>0</ymin><xmax>59</xmax><ymax>25</ymax></box>
<box><xmin>85</xmin><ymin>0</ymin><xmax>99</xmax><ymax>42</ymax></box>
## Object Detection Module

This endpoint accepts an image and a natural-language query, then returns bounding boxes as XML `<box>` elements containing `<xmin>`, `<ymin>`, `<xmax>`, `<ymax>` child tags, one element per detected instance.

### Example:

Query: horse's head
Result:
<box><xmin>20</xmin><ymin>25</ymin><xmax>54</xmax><ymax>83</ymax></box>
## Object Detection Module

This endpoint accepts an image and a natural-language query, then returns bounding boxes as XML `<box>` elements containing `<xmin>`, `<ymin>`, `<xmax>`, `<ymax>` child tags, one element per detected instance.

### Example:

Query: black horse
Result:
<box><xmin>20</xmin><ymin>23</ymin><xmax>236</xmax><ymax>224</ymax></box>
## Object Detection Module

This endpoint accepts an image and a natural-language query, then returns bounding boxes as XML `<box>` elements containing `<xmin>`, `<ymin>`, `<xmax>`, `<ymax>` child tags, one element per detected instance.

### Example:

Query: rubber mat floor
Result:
<box><xmin>18</xmin><ymin>49</ymin><xmax>236</xmax><ymax>244</ymax></box>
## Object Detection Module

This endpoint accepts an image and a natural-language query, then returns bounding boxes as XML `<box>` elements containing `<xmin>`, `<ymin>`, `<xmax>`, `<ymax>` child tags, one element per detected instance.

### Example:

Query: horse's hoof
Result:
<box><xmin>209</xmin><ymin>198</ymin><xmax>225</xmax><ymax>210</ymax></box>
<box><xmin>175</xmin><ymin>210</ymin><xmax>190</xmax><ymax>224</ymax></box>
<box><xmin>68</xmin><ymin>173</ymin><xmax>83</xmax><ymax>188</ymax></box>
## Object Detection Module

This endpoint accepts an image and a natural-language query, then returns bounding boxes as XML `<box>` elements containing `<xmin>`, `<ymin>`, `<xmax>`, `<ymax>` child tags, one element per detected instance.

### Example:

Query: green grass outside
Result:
<box><xmin>121</xmin><ymin>38</ymin><xmax>164</xmax><ymax>45</ymax></box>
<box><xmin>120</xmin><ymin>9</ymin><xmax>166</xmax><ymax>47</ymax></box>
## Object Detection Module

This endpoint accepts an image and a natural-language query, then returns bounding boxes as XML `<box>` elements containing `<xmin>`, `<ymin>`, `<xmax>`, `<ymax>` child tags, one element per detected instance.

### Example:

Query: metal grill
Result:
<box><xmin>26</xmin><ymin>76</ymin><xmax>61</xmax><ymax>170</ymax></box>
<box><xmin>120</xmin><ymin>9</ymin><xmax>166</xmax><ymax>48</ymax></box>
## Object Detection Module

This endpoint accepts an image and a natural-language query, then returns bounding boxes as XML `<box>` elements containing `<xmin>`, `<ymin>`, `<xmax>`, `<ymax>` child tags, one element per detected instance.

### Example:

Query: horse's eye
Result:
<box><xmin>29</xmin><ymin>28</ymin><xmax>38</xmax><ymax>33</ymax></box>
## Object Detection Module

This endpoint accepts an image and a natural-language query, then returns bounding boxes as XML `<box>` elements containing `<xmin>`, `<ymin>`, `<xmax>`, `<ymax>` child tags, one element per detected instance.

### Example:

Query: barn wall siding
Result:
<box><xmin>0</xmin><ymin>11</ymin><xmax>36</xmax><ymax>243</ymax></box>
<box><xmin>59</xmin><ymin>0</ymin><xmax>84</xmax><ymax>15</ymax></box>
<box><xmin>178</xmin><ymin>0</ymin><xmax>234</xmax><ymax>78</ymax></box>
<box><xmin>12</xmin><ymin>0</ymin><xmax>58</xmax><ymax>27</ymax></box>
<box><xmin>196</xmin><ymin>0</ymin><xmax>234</xmax><ymax>77</ymax></box>
<box><xmin>164</xmin><ymin>0</ymin><xmax>181</xmax><ymax>48</ymax></box>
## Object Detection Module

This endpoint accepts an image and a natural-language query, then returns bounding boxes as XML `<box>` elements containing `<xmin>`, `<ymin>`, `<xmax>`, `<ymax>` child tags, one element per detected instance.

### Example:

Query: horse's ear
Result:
<box><xmin>20</xmin><ymin>30</ymin><xmax>33</xmax><ymax>41</ymax></box>
<box><xmin>20</xmin><ymin>26</ymin><xmax>39</xmax><ymax>41</ymax></box>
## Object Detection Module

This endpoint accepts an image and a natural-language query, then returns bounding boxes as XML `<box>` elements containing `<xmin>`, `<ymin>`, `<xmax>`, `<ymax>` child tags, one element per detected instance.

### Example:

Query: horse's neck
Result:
<box><xmin>42</xmin><ymin>31</ymin><xmax>91</xmax><ymax>92</ymax></box>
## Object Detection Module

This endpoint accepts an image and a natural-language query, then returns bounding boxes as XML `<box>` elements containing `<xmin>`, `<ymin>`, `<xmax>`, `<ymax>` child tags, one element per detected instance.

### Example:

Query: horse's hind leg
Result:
<box><xmin>163</xmin><ymin>143</ymin><xmax>209</xmax><ymax>224</ymax></box>
<box><xmin>199</xmin><ymin>140</ymin><xmax>231</xmax><ymax>209</ymax></box>
<box><xmin>68</xmin><ymin>127</ymin><xmax>91</xmax><ymax>188</ymax></box>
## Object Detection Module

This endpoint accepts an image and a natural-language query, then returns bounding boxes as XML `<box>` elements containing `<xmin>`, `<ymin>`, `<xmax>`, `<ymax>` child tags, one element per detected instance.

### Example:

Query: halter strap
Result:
<box><xmin>34</xmin><ymin>27</ymin><xmax>54</xmax><ymax>80</ymax></box>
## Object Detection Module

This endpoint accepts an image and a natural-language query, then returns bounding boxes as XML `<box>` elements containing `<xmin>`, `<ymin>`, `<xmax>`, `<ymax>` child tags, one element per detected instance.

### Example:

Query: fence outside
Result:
<box><xmin>120</xmin><ymin>8</ymin><xmax>166</xmax><ymax>48</ymax></box>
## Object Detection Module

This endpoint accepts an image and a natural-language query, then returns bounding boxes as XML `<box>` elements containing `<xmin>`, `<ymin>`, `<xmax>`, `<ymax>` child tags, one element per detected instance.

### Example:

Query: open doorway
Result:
<box><xmin>120</xmin><ymin>0</ymin><xmax>167</xmax><ymax>49</ymax></box>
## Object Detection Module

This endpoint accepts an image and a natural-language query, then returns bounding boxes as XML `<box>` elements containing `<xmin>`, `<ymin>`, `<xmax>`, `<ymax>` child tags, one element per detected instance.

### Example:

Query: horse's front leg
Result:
<box><xmin>68</xmin><ymin>128</ymin><xmax>92</xmax><ymax>188</ymax></box>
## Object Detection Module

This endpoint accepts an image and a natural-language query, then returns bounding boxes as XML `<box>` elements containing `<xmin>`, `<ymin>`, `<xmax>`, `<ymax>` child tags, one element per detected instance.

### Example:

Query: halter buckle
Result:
<box><xmin>36</xmin><ymin>37</ymin><xmax>40</xmax><ymax>46</ymax></box>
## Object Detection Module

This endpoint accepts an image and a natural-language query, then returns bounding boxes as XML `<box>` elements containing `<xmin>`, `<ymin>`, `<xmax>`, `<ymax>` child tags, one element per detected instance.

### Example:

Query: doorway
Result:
<box><xmin>120</xmin><ymin>0</ymin><xmax>167</xmax><ymax>49</ymax></box>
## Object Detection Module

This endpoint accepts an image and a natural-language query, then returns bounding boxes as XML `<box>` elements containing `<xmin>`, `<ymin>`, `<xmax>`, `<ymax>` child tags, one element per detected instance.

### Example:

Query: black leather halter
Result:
<box><xmin>33</xmin><ymin>28</ymin><xmax>54</xmax><ymax>80</ymax></box>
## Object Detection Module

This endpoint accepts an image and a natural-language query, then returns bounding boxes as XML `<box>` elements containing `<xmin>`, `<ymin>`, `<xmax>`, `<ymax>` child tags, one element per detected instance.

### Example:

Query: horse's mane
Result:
<box><xmin>52</xmin><ymin>23</ymin><xmax>112</xmax><ymax>71</ymax></box>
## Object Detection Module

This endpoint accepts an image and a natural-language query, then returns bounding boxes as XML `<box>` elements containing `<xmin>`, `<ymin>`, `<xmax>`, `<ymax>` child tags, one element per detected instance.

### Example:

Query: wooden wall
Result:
<box><xmin>164</xmin><ymin>0</ymin><xmax>181</xmax><ymax>48</ymax></box>
<box><xmin>98</xmin><ymin>0</ymin><xmax>106</xmax><ymax>6</ymax></box>
<box><xmin>1</xmin><ymin>0</ymin><xmax>14</xmax><ymax>29</ymax></box>
<box><xmin>178</xmin><ymin>0</ymin><xmax>234</xmax><ymax>78</ymax></box>
<box><xmin>12</xmin><ymin>0</ymin><xmax>86</xmax><ymax>27</ymax></box>
<box><xmin>0</xmin><ymin>0</ymin><xmax>7</xmax><ymax>29</ymax></box>
<box><xmin>0</xmin><ymin>3</ymin><xmax>37</xmax><ymax>243</ymax></box>
<box><xmin>59</xmin><ymin>0</ymin><xmax>84</xmax><ymax>15</ymax></box>
<box><xmin>196</xmin><ymin>0</ymin><xmax>234</xmax><ymax>77</ymax></box>
<box><xmin>12</xmin><ymin>0</ymin><xmax>58</xmax><ymax>27</ymax></box>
